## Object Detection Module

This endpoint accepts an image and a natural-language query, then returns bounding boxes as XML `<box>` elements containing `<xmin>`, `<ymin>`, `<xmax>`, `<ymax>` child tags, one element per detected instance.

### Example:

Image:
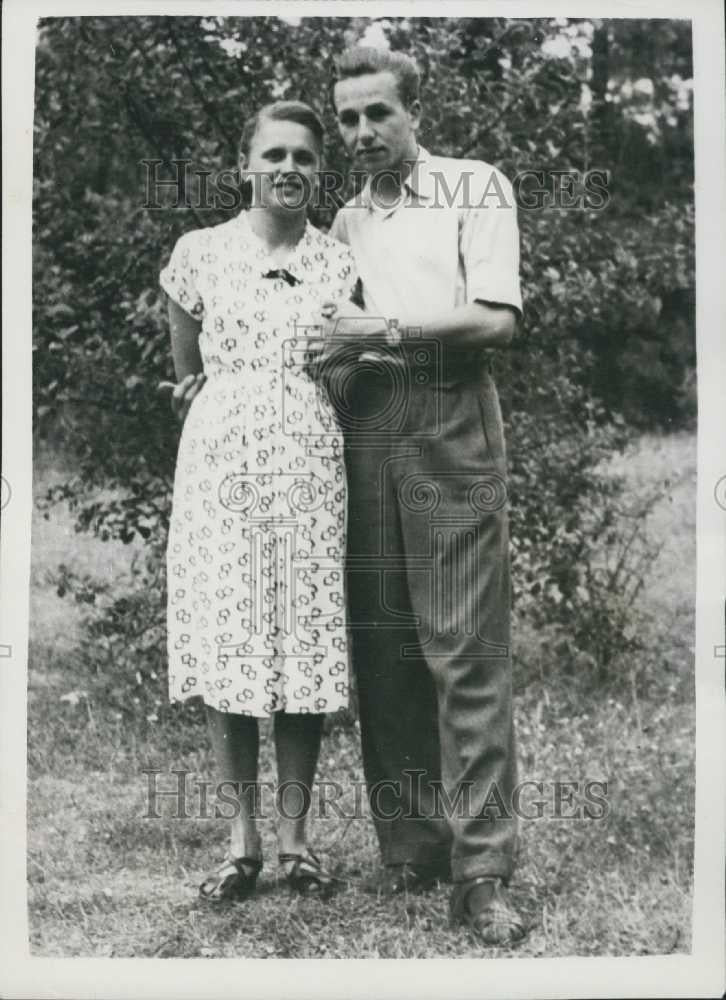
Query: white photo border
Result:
<box><xmin>2</xmin><ymin>1</ymin><xmax>724</xmax><ymax>996</ymax></box>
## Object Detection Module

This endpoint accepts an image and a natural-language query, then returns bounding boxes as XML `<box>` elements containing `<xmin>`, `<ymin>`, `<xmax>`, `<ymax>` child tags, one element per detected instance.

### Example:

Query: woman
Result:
<box><xmin>159</xmin><ymin>101</ymin><xmax>358</xmax><ymax>902</ymax></box>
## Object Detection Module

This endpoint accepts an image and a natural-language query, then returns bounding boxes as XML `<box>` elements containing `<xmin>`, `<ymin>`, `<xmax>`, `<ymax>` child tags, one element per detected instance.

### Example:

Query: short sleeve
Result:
<box><xmin>327</xmin><ymin>240</ymin><xmax>359</xmax><ymax>305</ymax></box>
<box><xmin>328</xmin><ymin>212</ymin><xmax>366</xmax><ymax>307</ymax></box>
<box><xmin>460</xmin><ymin>168</ymin><xmax>522</xmax><ymax>316</ymax></box>
<box><xmin>159</xmin><ymin>230</ymin><xmax>205</xmax><ymax>320</ymax></box>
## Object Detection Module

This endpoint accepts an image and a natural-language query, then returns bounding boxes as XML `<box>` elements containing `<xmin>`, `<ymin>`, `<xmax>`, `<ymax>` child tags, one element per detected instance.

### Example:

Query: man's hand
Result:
<box><xmin>158</xmin><ymin>372</ymin><xmax>206</xmax><ymax>423</ymax></box>
<box><xmin>318</xmin><ymin>301</ymin><xmax>388</xmax><ymax>343</ymax></box>
<box><xmin>306</xmin><ymin>304</ymin><xmax>391</xmax><ymax>396</ymax></box>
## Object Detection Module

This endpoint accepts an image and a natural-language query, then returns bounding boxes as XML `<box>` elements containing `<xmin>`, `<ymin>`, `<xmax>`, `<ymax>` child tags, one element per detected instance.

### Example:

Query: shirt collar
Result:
<box><xmin>402</xmin><ymin>146</ymin><xmax>436</xmax><ymax>201</ymax></box>
<box><xmin>360</xmin><ymin>146</ymin><xmax>436</xmax><ymax>211</ymax></box>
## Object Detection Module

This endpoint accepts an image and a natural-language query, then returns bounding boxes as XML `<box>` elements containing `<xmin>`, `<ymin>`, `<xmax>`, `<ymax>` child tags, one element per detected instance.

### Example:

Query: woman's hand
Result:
<box><xmin>158</xmin><ymin>372</ymin><xmax>206</xmax><ymax>423</ymax></box>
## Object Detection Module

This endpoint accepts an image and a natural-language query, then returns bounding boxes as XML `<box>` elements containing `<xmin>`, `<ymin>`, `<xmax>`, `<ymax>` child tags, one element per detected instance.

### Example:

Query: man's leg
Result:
<box><xmin>402</xmin><ymin>496</ymin><xmax>517</xmax><ymax>882</ymax></box>
<box><xmin>343</xmin><ymin>371</ymin><xmax>451</xmax><ymax>872</ymax></box>
<box><xmin>395</xmin><ymin>372</ymin><xmax>523</xmax><ymax>939</ymax></box>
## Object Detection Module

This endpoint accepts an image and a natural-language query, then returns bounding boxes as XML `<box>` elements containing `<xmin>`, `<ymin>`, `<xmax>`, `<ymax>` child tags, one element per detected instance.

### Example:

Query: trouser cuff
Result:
<box><xmin>451</xmin><ymin>852</ymin><xmax>514</xmax><ymax>884</ymax></box>
<box><xmin>383</xmin><ymin>842</ymin><xmax>452</xmax><ymax>869</ymax></box>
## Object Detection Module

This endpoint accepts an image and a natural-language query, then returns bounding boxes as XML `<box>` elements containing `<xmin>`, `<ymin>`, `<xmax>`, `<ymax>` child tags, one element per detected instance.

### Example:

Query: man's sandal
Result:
<box><xmin>198</xmin><ymin>855</ymin><xmax>262</xmax><ymax>903</ymax></box>
<box><xmin>449</xmin><ymin>877</ymin><xmax>526</xmax><ymax>946</ymax></box>
<box><xmin>279</xmin><ymin>850</ymin><xmax>338</xmax><ymax>899</ymax></box>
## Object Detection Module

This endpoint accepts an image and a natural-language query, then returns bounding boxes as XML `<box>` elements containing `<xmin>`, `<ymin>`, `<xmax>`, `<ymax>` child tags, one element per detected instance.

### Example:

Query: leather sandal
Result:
<box><xmin>279</xmin><ymin>849</ymin><xmax>338</xmax><ymax>899</ymax></box>
<box><xmin>449</xmin><ymin>876</ymin><xmax>526</xmax><ymax>945</ymax></box>
<box><xmin>199</xmin><ymin>855</ymin><xmax>262</xmax><ymax>903</ymax></box>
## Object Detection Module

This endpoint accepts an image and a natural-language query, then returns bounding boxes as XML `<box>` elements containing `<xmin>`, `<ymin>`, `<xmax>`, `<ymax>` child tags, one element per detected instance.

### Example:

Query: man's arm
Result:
<box><xmin>412</xmin><ymin>300</ymin><xmax>518</xmax><ymax>349</ymax></box>
<box><xmin>321</xmin><ymin>299</ymin><xmax>517</xmax><ymax>349</ymax></box>
<box><xmin>410</xmin><ymin>164</ymin><xmax>522</xmax><ymax>350</ymax></box>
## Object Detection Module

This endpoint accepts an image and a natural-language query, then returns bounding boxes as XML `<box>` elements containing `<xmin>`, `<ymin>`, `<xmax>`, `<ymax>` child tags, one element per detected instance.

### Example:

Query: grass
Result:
<box><xmin>26</xmin><ymin>431</ymin><xmax>696</xmax><ymax>957</ymax></box>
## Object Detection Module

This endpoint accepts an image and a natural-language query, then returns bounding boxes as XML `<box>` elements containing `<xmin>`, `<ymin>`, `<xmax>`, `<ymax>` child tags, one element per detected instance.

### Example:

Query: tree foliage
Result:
<box><xmin>33</xmin><ymin>15</ymin><xmax>695</xmax><ymax>690</ymax></box>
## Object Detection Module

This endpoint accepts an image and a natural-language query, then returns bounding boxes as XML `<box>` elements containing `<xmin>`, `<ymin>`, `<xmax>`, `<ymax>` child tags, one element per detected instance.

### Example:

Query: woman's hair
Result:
<box><xmin>333</xmin><ymin>46</ymin><xmax>421</xmax><ymax>108</ymax></box>
<box><xmin>237</xmin><ymin>100</ymin><xmax>325</xmax><ymax>160</ymax></box>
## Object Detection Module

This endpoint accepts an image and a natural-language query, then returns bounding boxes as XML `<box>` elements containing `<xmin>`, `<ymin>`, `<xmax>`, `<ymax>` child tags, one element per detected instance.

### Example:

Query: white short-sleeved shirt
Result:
<box><xmin>330</xmin><ymin>146</ymin><xmax>522</xmax><ymax>325</ymax></box>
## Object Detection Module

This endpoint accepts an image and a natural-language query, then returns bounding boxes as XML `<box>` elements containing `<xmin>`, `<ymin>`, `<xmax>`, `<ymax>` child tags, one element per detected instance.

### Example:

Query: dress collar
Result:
<box><xmin>234</xmin><ymin>211</ymin><xmax>315</xmax><ymax>277</ymax></box>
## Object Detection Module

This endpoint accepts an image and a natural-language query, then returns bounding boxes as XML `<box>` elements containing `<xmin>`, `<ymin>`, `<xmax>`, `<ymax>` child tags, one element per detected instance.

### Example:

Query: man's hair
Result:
<box><xmin>238</xmin><ymin>100</ymin><xmax>325</xmax><ymax>160</ymax></box>
<box><xmin>333</xmin><ymin>46</ymin><xmax>421</xmax><ymax>108</ymax></box>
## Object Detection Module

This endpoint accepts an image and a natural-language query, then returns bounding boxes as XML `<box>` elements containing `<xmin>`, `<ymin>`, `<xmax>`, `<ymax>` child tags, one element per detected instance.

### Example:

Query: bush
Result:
<box><xmin>33</xmin><ymin>15</ymin><xmax>694</xmax><ymax>690</ymax></box>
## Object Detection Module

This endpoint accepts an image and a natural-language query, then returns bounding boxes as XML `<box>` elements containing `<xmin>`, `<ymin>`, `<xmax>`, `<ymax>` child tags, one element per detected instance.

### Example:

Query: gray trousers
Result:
<box><xmin>339</xmin><ymin>358</ymin><xmax>518</xmax><ymax>883</ymax></box>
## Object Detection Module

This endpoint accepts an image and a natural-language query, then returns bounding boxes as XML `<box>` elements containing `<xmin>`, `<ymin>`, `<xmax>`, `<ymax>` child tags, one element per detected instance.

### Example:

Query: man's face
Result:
<box><xmin>333</xmin><ymin>70</ymin><xmax>421</xmax><ymax>175</ymax></box>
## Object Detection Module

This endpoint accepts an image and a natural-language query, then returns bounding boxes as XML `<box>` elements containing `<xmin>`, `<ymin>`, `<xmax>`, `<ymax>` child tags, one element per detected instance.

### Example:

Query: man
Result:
<box><xmin>322</xmin><ymin>45</ymin><xmax>525</xmax><ymax>945</ymax></box>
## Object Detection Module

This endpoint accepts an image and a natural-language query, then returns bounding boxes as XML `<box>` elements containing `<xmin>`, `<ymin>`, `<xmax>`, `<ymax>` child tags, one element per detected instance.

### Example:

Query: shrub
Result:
<box><xmin>32</xmin><ymin>15</ymin><xmax>694</xmax><ymax>693</ymax></box>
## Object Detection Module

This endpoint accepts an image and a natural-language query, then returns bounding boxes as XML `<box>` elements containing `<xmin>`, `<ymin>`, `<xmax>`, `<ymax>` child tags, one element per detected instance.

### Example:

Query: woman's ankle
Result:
<box><xmin>277</xmin><ymin>826</ymin><xmax>310</xmax><ymax>860</ymax></box>
<box><xmin>229</xmin><ymin>826</ymin><xmax>262</xmax><ymax>860</ymax></box>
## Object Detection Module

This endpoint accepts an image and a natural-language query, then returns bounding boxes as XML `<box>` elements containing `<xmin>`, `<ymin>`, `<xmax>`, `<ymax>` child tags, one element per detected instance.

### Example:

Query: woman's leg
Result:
<box><xmin>273</xmin><ymin>711</ymin><xmax>324</xmax><ymax>859</ymax></box>
<box><xmin>206</xmin><ymin>705</ymin><xmax>262</xmax><ymax>862</ymax></box>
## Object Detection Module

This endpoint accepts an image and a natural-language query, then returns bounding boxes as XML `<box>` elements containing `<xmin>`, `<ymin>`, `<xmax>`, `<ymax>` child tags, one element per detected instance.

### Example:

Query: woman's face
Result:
<box><xmin>240</xmin><ymin>118</ymin><xmax>321</xmax><ymax>213</ymax></box>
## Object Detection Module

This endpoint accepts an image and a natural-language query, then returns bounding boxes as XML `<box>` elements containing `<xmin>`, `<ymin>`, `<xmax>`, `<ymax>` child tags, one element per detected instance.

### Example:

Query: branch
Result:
<box><xmin>167</xmin><ymin>21</ymin><xmax>234</xmax><ymax>160</ymax></box>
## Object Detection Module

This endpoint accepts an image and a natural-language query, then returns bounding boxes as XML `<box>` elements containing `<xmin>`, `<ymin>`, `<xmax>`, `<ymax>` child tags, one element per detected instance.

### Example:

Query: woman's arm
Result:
<box><xmin>170</xmin><ymin>299</ymin><xmax>203</xmax><ymax>379</ymax></box>
<box><xmin>162</xmin><ymin>299</ymin><xmax>206</xmax><ymax>422</ymax></box>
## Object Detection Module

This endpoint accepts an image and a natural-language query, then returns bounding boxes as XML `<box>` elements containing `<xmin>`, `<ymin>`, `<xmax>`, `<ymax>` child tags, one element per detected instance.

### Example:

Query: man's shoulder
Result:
<box><xmin>335</xmin><ymin>190</ymin><xmax>369</xmax><ymax>215</ymax></box>
<box><xmin>424</xmin><ymin>152</ymin><xmax>515</xmax><ymax>202</ymax></box>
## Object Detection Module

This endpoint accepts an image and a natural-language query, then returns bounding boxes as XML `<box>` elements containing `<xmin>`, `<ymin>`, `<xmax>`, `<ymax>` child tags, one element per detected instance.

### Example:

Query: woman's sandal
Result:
<box><xmin>199</xmin><ymin>855</ymin><xmax>262</xmax><ymax>903</ymax></box>
<box><xmin>279</xmin><ymin>849</ymin><xmax>338</xmax><ymax>899</ymax></box>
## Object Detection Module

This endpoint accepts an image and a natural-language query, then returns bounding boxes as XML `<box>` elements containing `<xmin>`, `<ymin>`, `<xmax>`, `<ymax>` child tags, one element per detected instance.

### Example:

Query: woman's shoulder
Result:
<box><xmin>304</xmin><ymin>222</ymin><xmax>355</xmax><ymax>262</ymax></box>
<box><xmin>172</xmin><ymin>216</ymin><xmax>240</xmax><ymax>252</ymax></box>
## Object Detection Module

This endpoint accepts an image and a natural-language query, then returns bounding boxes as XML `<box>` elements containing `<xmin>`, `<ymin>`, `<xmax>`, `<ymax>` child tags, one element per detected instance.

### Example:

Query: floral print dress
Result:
<box><xmin>160</xmin><ymin>213</ymin><xmax>356</xmax><ymax>716</ymax></box>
